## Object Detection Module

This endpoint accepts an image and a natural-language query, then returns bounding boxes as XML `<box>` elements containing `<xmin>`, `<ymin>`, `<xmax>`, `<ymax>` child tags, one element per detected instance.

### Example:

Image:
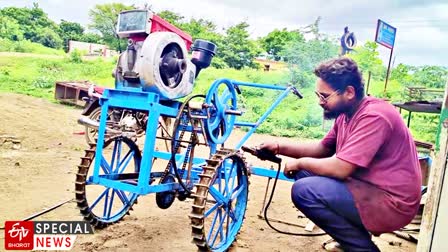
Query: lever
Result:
<box><xmin>290</xmin><ymin>86</ymin><xmax>303</xmax><ymax>99</ymax></box>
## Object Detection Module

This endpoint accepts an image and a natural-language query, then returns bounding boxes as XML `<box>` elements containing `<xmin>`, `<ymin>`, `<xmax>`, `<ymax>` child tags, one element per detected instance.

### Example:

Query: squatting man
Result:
<box><xmin>259</xmin><ymin>57</ymin><xmax>421</xmax><ymax>251</ymax></box>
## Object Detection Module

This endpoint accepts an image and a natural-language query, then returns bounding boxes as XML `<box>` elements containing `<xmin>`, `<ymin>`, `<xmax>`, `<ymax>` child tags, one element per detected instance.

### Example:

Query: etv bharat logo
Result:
<box><xmin>5</xmin><ymin>221</ymin><xmax>34</xmax><ymax>250</ymax></box>
<box><xmin>4</xmin><ymin>221</ymin><xmax>93</xmax><ymax>250</ymax></box>
<box><xmin>9</xmin><ymin>223</ymin><xmax>30</xmax><ymax>241</ymax></box>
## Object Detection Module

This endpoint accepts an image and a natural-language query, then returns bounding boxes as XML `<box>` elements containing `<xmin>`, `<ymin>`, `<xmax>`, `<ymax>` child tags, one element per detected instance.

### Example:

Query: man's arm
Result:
<box><xmin>278</xmin><ymin>141</ymin><xmax>334</xmax><ymax>159</ymax></box>
<box><xmin>284</xmin><ymin>156</ymin><xmax>357</xmax><ymax>180</ymax></box>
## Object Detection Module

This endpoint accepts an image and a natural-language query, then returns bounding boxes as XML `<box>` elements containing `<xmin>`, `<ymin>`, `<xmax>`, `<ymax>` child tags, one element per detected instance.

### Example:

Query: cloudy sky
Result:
<box><xmin>1</xmin><ymin>0</ymin><xmax>447</xmax><ymax>67</ymax></box>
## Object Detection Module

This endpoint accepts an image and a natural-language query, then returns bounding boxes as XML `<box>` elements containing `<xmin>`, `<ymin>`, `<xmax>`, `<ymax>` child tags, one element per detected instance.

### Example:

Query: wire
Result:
<box><xmin>263</xmin><ymin>162</ymin><xmax>327</xmax><ymax>236</ymax></box>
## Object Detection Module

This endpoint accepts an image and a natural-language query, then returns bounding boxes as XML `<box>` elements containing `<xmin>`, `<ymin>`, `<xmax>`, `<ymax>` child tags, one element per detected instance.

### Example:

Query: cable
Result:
<box><xmin>263</xmin><ymin>161</ymin><xmax>327</xmax><ymax>236</ymax></box>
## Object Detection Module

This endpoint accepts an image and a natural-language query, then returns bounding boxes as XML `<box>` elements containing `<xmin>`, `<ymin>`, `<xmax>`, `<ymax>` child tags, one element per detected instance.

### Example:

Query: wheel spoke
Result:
<box><xmin>102</xmin><ymin>188</ymin><xmax>110</xmax><ymax>217</ymax></box>
<box><xmin>209</xmin><ymin>113</ymin><xmax>222</xmax><ymax>129</ymax></box>
<box><xmin>114</xmin><ymin>189</ymin><xmax>130</xmax><ymax>206</ymax></box>
<box><xmin>228</xmin><ymin>207</ymin><xmax>237</xmax><ymax>222</ymax></box>
<box><xmin>106</xmin><ymin>189</ymin><xmax>116</xmax><ymax>219</ymax></box>
<box><xmin>114</xmin><ymin>140</ymin><xmax>122</xmax><ymax>172</ymax></box>
<box><xmin>229</xmin><ymin>162</ymin><xmax>238</xmax><ymax>194</ymax></box>
<box><xmin>225</xmin><ymin>160</ymin><xmax>237</xmax><ymax>198</ymax></box>
<box><xmin>88</xmin><ymin>187</ymin><xmax>109</xmax><ymax>211</ymax></box>
<box><xmin>209</xmin><ymin>186</ymin><xmax>226</xmax><ymax>205</ymax></box>
<box><xmin>204</xmin><ymin>201</ymin><xmax>220</xmax><ymax>218</ymax></box>
<box><xmin>207</xmin><ymin>208</ymin><xmax>220</xmax><ymax>241</ymax></box>
<box><xmin>100</xmin><ymin>156</ymin><xmax>111</xmax><ymax>174</ymax></box>
<box><xmin>117</xmin><ymin>149</ymin><xmax>135</xmax><ymax>174</ymax></box>
<box><xmin>217</xmin><ymin>210</ymin><xmax>228</xmax><ymax>246</ymax></box>
<box><xmin>226</xmin><ymin>209</ymin><xmax>231</xmax><ymax>239</ymax></box>
<box><xmin>211</xmin><ymin>209</ymin><xmax>228</xmax><ymax>248</ymax></box>
<box><xmin>110</xmin><ymin>139</ymin><xmax>119</xmax><ymax>172</ymax></box>
<box><xmin>219</xmin><ymin>90</ymin><xmax>232</xmax><ymax>106</ymax></box>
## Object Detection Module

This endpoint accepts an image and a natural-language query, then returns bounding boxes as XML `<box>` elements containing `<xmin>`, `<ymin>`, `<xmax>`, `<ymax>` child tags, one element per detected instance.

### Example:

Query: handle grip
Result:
<box><xmin>241</xmin><ymin>146</ymin><xmax>282</xmax><ymax>164</ymax></box>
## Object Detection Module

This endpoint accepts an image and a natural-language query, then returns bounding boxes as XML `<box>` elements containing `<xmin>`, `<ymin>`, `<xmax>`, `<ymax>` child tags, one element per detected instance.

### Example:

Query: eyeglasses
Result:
<box><xmin>315</xmin><ymin>90</ymin><xmax>340</xmax><ymax>103</ymax></box>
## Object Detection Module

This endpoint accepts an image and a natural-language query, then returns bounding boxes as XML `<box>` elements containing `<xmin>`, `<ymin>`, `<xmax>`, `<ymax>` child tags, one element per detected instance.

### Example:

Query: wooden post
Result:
<box><xmin>417</xmin><ymin>80</ymin><xmax>448</xmax><ymax>251</ymax></box>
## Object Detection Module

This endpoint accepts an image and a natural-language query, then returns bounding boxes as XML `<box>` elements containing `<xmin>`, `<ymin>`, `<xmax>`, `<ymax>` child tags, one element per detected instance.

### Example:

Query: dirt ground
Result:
<box><xmin>0</xmin><ymin>93</ymin><xmax>416</xmax><ymax>251</ymax></box>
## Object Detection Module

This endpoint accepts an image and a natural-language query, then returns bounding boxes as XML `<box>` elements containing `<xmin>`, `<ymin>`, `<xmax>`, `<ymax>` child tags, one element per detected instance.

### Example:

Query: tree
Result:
<box><xmin>156</xmin><ymin>10</ymin><xmax>227</xmax><ymax>68</ymax></box>
<box><xmin>220</xmin><ymin>22</ymin><xmax>260</xmax><ymax>69</ymax></box>
<box><xmin>348</xmin><ymin>41</ymin><xmax>385</xmax><ymax>79</ymax></box>
<box><xmin>280</xmin><ymin>37</ymin><xmax>338</xmax><ymax>88</ymax></box>
<box><xmin>157</xmin><ymin>10</ymin><xmax>185</xmax><ymax>28</ymax></box>
<box><xmin>79</xmin><ymin>33</ymin><xmax>103</xmax><ymax>44</ymax></box>
<box><xmin>0</xmin><ymin>16</ymin><xmax>23</xmax><ymax>41</ymax></box>
<box><xmin>259</xmin><ymin>28</ymin><xmax>304</xmax><ymax>60</ymax></box>
<box><xmin>182</xmin><ymin>18</ymin><xmax>226</xmax><ymax>64</ymax></box>
<box><xmin>58</xmin><ymin>20</ymin><xmax>85</xmax><ymax>51</ymax></box>
<box><xmin>411</xmin><ymin>65</ymin><xmax>448</xmax><ymax>88</ymax></box>
<box><xmin>88</xmin><ymin>3</ymin><xmax>135</xmax><ymax>51</ymax></box>
<box><xmin>390</xmin><ymin>63</ymin><xmax>414</xmax><ymax>86</ymax></box>
<box><xmin>0</xmin><ymin>3</ymin><xmax>62</xmax><ymax>48</ymax></box>
<box><xmin>35</xmin><ymin>27</ymin><xmax>63</xmax><ymax>49</ymax></box>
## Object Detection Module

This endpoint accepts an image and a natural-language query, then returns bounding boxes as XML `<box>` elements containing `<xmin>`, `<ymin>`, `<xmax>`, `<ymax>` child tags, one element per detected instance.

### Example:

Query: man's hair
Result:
<box><xmin>314</xmin><ymin>57</ymin><xmax>365</xmax><ymax>99</ymax></box>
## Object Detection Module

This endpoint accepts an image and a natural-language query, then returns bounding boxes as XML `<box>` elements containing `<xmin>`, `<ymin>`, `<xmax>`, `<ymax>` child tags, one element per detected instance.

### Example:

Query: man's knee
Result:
<box><xmin>291</xmin><ymin>177</ymin><xmax>319</xmax><ymax>210</ymax></box>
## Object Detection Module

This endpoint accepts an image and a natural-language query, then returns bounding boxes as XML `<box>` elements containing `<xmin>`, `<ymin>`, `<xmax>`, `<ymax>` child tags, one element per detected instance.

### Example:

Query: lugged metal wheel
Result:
<box><xmin>190</xmin><ymin>148</ymin><xmax>249</xmax><ymax>251</ymax></box>
<box><xmin>75</xmin><ymin>136</ymin><xmax>141</xmax><ymax>228</ymax></box>
<box><xmin>205</xmin><ymin>79</ymin><xmax>237</xmax><ymax>144</ymax></box>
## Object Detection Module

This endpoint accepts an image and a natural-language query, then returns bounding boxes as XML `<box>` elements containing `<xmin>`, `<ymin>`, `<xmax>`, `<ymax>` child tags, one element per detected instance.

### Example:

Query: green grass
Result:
<box><xmin>0</xmin><ymin>38</ymin><xmax>65</xmax><ymax>56</ymax></box>
<box><xmin>0</xmin><ymin>56</ymin><xmax>115</xmax><ymax>101</ymax></box>
<box><xmin>0</xmin><ymin>53</ymin><xmax>441</xmax><ymax>143</ymax></box>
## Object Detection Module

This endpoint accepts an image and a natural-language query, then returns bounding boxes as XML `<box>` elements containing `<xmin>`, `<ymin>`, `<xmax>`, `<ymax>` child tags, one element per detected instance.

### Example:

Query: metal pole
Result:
<box><xmin>384</xmin><ymin>47</ymin><xmax>394</xmax><ymax>93</ymax></box>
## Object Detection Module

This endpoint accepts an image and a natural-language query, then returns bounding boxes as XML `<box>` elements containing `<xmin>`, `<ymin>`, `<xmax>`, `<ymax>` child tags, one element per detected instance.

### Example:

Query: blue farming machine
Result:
<box><xmin>75</xmin><ymin>9</ymin><xmax>304</xmax><ymax>251</ymax></box>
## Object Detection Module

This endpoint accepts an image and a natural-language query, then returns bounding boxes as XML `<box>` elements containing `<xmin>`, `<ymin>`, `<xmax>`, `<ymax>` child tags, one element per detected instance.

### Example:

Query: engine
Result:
<box><xmin>113</xmin><ymin>9</ymin><xmax>217</xmax><ymax>100</ymax></box>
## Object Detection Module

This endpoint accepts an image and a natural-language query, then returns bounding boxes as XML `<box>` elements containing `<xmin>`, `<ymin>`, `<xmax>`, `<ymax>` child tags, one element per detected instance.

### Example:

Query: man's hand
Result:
<box><xmin>286</xmin><ymin>157</ymin><xmax>357</xmax><ymax>180</ymax></box>
<box><xmin>284</xmin><ymin>159</ymin><xmax>301</xmax><ymax>179</ymax></box>
<box><xmin>258</xmin><ymin>141</ymin><xmax>280</xmax><ymax>155</ymax></box>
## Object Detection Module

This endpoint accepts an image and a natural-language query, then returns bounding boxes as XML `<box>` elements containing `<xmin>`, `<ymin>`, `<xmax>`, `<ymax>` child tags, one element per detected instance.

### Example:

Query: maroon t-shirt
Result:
<box><xmin>321</xmin><ymin>96</ymin><xmax>421</xmax><ymax>234</ymax></box>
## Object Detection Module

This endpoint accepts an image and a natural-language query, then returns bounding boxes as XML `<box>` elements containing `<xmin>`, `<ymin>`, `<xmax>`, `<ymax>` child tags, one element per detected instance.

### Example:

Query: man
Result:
<box><xmin>260</xmin><ymin>57</ymin><xmax>421</xmax><ymax>251</ymax></box>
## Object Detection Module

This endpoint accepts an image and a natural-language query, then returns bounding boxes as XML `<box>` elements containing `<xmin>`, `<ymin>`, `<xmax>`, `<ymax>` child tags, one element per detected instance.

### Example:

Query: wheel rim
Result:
<box><xmin>83</xmin><ymin>137</ymin><xmax>141</xmax><ymax>224</ymax></box>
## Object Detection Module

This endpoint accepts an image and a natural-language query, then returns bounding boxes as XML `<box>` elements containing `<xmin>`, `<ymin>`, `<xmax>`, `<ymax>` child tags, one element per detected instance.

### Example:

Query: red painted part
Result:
<box><xmin>150</xmin><ymin>14</ymin><xmax>193</xmax><ymax>50</ymax></box>
<box><xmin>129</xmin><ymin>34</ymin><xmax>148</xmax><ymax>42</ymax></box>
<box><xmin>94</xmin><ymin>86</ymin><xmax>105</xmax><ymax>94</ymax></box>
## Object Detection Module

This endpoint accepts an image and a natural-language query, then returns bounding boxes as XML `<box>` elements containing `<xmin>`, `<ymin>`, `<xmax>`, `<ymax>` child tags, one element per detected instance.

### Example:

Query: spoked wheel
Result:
<box><xmin>190</xmin><ymin>148</ymin><xmax>249</xmax><ymax>251</ymax></box>
<box><xmin>205</xmin><ymin>79</ymin><xmax>238</xmax><ymax>144</ymax></box>
<box><xmin>75</xmin><ymin>136</ymin><xmax>141</xmax><ymax>228</ymax></box>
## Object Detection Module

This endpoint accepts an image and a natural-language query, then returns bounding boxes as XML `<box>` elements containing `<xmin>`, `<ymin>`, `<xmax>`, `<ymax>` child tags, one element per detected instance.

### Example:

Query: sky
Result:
<box><xmin>1</xmin><ymin>0</ymin><xmax>447</xmax><ymax>67</ymax></box>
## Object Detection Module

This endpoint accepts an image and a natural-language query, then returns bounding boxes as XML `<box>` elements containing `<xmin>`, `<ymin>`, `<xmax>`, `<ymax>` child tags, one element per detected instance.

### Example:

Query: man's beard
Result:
<box><xmin>322</xmin><ymin>102</ymin><xmax>349</xmax><ymax>120</ymax></box>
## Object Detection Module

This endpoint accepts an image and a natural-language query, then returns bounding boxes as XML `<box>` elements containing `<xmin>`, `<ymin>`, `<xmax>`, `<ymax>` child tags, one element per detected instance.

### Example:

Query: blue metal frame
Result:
<box><xmin>89</xmin><ymin>79</ymin><xmax>299</xmax><ymax>199</ymax></box>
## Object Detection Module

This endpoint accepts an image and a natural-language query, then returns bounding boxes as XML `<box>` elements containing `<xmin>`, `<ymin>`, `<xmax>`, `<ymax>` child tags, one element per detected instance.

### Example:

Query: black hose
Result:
<box><xmin>263</xmin><ymin>162</ymin><xmax>327</xmax><ymax>236</ymax></box>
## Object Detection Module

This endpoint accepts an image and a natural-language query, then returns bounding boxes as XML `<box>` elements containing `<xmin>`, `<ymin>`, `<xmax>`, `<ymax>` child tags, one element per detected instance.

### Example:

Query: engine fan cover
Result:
<box><xmin>138</xmin><ymin>32</ymin><xmax>196</xmax><ymax>99</ymax></box>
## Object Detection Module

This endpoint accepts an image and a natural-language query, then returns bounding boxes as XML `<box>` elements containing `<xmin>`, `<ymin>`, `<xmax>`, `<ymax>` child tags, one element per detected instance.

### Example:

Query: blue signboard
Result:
<box><xmin>375</xmin><ymin>19</ymin><xmax>396</xmax><ymax>49</ymax></box>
